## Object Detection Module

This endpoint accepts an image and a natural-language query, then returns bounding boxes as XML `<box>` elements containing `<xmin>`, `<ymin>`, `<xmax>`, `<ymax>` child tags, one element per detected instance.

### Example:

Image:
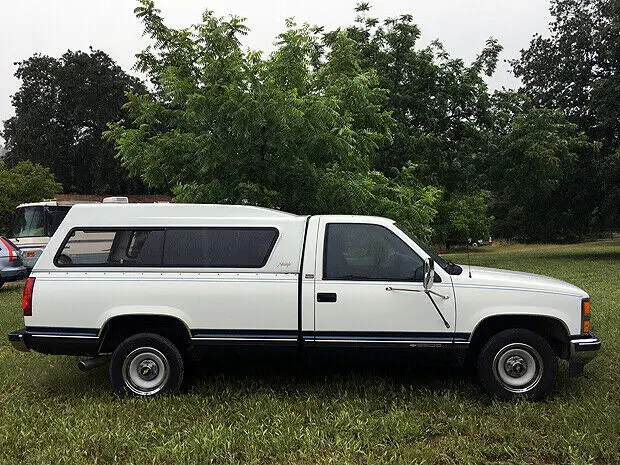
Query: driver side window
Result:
<box><xmin>323</xmin><ymin>223</ymin><xmax>424</xmax><ymax>281</ymax></box>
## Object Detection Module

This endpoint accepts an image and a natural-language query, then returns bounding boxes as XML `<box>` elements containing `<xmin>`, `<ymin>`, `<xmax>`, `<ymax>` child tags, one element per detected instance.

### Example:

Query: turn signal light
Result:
<box><xmin>22</xmin><ymin>277</ymin><xmax>35</xmax><ymax>317</ymax></box>
<box><xmin>582</xmin><ymin>300</ymin><xmax>590</xmax><ymax>315</ymax></box>
<box><xmin>581</xmin><ymin>298</ymin><xmax>591</xmax><ymax>334</ymax></box>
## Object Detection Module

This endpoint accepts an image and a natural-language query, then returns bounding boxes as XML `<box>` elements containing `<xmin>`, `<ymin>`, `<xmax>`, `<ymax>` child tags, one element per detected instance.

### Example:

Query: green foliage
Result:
<box><xmin>335</xmin><ymin>10</ymin><xmax>502</xmax><ymax>193</ymax></box>
<box><xmin>5</xmin><ymin>0</ymin><xmax>616</xmax><ymax>243</ymax></box>
<box><xmin>106</xmin><ymin>1</ymin><xmax>439</xmax><ymax>238</ymax></box>
<box><xmin>489</xmin><ymin>109</ymin><xmax>591</xmax><ymax>241</ymax></box>
<box><xmin>512</xmin><ymin>0</ymin><xmax>620</xmax><ymax>234</ymax></box>
<box><xmin>322</xmin><ymin>7</ymin><xmax>501</xmax><ymax>243</ymax></box>
<box><xmin>0</xmin><ymin>161</ymin><xmax>61</xmax><ymax>235</ymax></box>
<box><xmin>313</xmin><ymin>166</ymin><xmax>440</xmax><ymax>240</ymax></box>
<box><xmin>2</xmin><ymin>49</ymin><xmax>149</xmax><ymax>195</ymax></box>
<box><xmin>433</xmin><ymin>190</ymin><xmax>493</xmax><ymax>246</ymax></box>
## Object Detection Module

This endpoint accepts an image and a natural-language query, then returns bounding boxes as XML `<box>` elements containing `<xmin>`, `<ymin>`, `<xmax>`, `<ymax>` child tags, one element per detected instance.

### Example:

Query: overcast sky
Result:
<box><xmin>0</xmin><ymin>0</ymin><xmax>552</xmax><ymax>145</ymax></box>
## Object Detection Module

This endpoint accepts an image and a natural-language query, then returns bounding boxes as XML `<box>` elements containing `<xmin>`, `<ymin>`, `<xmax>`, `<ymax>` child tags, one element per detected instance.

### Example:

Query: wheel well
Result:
<box><xmin>98</xmin><ymin>315</ymin><xmax>192</xmax><ymax>354</ymax></box>
<box><xmin>469</xmin><ymin>315</ymin><xmax>571</xmax><ymax>360</ymax></box>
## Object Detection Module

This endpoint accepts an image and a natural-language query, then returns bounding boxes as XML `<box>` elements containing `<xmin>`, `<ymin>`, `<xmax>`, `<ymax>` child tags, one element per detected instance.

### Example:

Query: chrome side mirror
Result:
<box><xmin>423</xmin><ymin>258</ymin><xmax>435</xmax><ymax>291</ymax></box>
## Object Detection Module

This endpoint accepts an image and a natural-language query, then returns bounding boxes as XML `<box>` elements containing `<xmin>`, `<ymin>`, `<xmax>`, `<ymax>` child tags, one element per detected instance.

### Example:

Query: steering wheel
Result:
<box><xmin>56</xmin><ymin>254</ymin><xmax>73</xmax><ymax>266</ymax></box>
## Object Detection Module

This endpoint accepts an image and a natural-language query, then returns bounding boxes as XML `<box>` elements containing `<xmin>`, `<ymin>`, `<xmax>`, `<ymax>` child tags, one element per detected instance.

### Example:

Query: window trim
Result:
<box><xmin>54</xmin><ymin>226</ymin><xmax>280</xmax><ymax>269</ymax></box>
<box><xmin>322</xmin><ymin>222</ymin><xmax>431</xmax><ymax>282</ymax></box>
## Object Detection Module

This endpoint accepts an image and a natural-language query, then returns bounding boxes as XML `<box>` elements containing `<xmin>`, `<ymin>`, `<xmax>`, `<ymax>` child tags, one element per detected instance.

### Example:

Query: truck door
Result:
<box><xmin>312</xmin><ymin>217</ymin><xmax>457</xmax><ymax>347</ymax></box>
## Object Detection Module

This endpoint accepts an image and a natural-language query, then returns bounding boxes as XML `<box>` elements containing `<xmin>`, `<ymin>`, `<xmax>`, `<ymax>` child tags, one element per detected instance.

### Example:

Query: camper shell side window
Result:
<box><xmin>53</xmin><ymin>227</ymin><xmax>279</xmax><ymax>268</ymax></box>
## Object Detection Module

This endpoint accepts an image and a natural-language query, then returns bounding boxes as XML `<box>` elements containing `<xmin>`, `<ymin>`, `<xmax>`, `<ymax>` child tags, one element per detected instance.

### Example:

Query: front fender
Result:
<box><xmin>455</xmin><ymin>287</ymin><xmax>581</xmax><ymax>336</ymax></box>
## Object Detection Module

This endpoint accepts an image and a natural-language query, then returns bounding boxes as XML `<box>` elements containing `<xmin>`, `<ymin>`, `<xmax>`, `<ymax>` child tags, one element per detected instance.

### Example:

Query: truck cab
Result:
<box><xmin>8</xmin><ymin>204</ymin><xmax>600</xmax><ymax>399</ymax></box>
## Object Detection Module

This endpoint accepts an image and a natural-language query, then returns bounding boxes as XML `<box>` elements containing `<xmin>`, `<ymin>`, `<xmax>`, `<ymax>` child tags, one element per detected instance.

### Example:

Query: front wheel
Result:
<box><xmin>477</xmin><ymin>329</ymin><xmax>558</xmax><ymax>400</ymax></box>
<box><xmin>109</xmin><ymin>333</ymin><xmax>184</xmax><ymax>397</ymax></box>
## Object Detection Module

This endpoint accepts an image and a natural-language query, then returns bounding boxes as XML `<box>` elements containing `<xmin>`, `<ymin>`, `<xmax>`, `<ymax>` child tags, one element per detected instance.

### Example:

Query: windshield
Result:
<box><xmin>394</xmin><ymin>223</ymin><xmax>450</xmax><ymax>271</ymax></box>
<box><xmin>46</xmin><ymin>206</ymin><xmax>71</xmax><ymax>236</ymax></box>
<box><xmin>13</xmin><ymin>206</ymin><xmax>46</xmax><ymax>238</ymax></box>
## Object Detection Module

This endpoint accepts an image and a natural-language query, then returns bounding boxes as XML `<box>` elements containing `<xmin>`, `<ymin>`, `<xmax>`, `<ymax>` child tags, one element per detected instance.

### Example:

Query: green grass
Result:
<box><xmin>0</xmin><ymin>242</ymin><xmax>618</xmax><ymax>464</ymax></box>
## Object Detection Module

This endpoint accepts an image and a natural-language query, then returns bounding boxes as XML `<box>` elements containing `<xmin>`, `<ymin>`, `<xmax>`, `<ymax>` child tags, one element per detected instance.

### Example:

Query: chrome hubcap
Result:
<box><xmin>122</xmin><ymin>347</ymin><xmax>169</xmax><ymax>396</ymax></box>
<box><xmin>138</xmin><ymin>359</ymin><xmax>159</xmax><ymax>381</ymax></box>
<box><xmin>493</xmin><ymin>343</ymin><xmax>543</xmax><ymax>393</ymax></box>
<box><xmin>504</xmin><ymin>355</ymin><xmax>528</xmax><ymax>378</ymax></box>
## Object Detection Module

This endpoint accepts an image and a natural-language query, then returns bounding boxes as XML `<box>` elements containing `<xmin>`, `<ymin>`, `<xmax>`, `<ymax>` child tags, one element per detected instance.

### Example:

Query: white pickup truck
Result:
<box><xmin>8</xmin><ymin>204</ymin><xmax>600</xmax><ymax>399</ymax></box>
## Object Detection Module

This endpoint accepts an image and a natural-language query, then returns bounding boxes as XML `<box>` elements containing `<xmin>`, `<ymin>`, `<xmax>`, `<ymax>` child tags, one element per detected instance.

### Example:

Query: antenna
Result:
<box><xmin>467</xmin><ymin>239</ymin><xmax>472</xmax><ymax>278</ymax></box>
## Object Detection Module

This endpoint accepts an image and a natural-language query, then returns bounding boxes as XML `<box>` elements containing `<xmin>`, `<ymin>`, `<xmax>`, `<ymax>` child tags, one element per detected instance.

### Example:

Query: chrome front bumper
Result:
<box><xmin>569</xmin><ymin>333</ymin><xmax>600</xmax><ymax>376</ymax></box>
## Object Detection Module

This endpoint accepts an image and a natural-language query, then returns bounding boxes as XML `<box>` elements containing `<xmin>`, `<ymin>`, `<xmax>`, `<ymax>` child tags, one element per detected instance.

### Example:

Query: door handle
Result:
<box><xmin>317</xmin><ymin>292</ymin><xmax>337</xmax><ymax>303</ymax></box>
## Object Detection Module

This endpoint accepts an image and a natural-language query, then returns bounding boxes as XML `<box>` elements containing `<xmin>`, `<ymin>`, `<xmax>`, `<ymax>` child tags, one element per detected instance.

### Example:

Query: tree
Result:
<box><xmin>2</xmin><ymin>49</ymin><xmax>149</xmax><ymax>194</ymax></box>
<box><xmin>0</xmin><ymin>161</ymin><xmax>61</xmax><ymax>235</ymax></box>
<box><xmin>323</xmin><ymin>4</ymin><xmax>500</xmax><ymax>242</ymax></box>
<box><xmin>433</xmin><ymin>190</ymin><xmax>493</xmax><ymax>247</ymax></box>
<box><xmin>330</xmin><ymin>5</ymin><xmax>502</xmax><ymax>193</ymax></box>
<box><xmin>512</xmin><ymin>0</ymin><xmax>620</xmax><ymax>233</ymax></box>
<box><xmin>489</xmin><ymin>109</ymin><xmax>591</xmax><ymax>241</ymax></box>
<box><xmin>106</xmin><ymin>1</ymin><xmax>440</xmax><ymax>238</ymax></box>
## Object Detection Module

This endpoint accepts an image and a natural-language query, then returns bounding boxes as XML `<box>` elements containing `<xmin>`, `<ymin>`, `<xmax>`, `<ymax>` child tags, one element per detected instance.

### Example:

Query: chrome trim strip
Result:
<box><xmin>570</xmin><ymin>338</ymin><xmax>600</xmax><ymax>345</ymax></box>
<box><xmin>190</xmin><ymin>336</ymin><xmax>467</xmax><ymax>345</ymax></box>
<box><xmin>191</xmin><ymin>337</ymin><xmax>297</xmax><ymax>342</ymax></box>
<box><xmin>34</xmin><ymin>278</ymin><xmax>298</xmax><ymax>284</ymax></box>
<box><xmin>31</xmin><ymin>334</ymin><xmax>99</xmax><ymax>339</ymax></box>
<box><xmin>33</xmin><ymin>269</ymin><xmax>300</xmax><ymax>276</ymax></box>
<box><xmin>314</xmin><ymin>339</ymin><xmax>464</xmax><ymax>345</ymax></box>
<box><xmin>452</xmin><ymin>283</ymin><xmax>583</xmax><ymax>298</ymax></box>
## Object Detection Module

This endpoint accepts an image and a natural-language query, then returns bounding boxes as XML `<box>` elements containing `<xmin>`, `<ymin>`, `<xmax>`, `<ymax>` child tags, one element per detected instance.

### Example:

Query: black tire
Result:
<box><xmin>109</xmin><ymin>333</ymin><xmax>184</xmax><ymax>397</ymax></box>
<box><xmin>477</xmin><ymin>328</ymin><xmax>558</xmax><ymax>401</ymax></box>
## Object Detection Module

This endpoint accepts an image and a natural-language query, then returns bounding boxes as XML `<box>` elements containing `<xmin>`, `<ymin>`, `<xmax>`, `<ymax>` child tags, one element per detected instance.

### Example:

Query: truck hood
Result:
<box><xmin>451</xmin><ymin>265</ymin><xmax>588</xmax><ymax>298</ymax></box>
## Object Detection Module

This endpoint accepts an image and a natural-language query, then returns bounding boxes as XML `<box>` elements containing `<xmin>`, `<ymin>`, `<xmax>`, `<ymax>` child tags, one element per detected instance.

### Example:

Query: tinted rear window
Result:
<box><xmin>163</xmin><ymin>228</ymin><xmax>278</xmax><ymax>268</ymax></box>
<box><xmin>55</xmin><ymin>227</ymin><xmax>278</xmax><ymax>268</ymax></box>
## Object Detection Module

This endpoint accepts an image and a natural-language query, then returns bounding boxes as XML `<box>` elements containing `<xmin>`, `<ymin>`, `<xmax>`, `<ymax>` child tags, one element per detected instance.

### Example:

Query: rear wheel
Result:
<box><xmin>477</xmin><ymin>329</ymin><xmax>557</xmax><ymax>400</ymax></box>
<box><xmin>109</xmin><ymin>333</ymin><xmax>184</xmax><ymax>397</ymax></box>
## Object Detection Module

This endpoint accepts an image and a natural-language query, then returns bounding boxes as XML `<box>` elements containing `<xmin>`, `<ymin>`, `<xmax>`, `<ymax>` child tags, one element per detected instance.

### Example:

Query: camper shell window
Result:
<box><xmin>54</xmin><ymin>227</ymin><xmax>278</xmax><ymax>268</ymax></box>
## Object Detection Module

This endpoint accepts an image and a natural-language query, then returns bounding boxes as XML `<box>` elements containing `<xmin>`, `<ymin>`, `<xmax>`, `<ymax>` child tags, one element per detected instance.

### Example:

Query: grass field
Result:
<box><xmin>0</xmin><ymin>242</ymin><xmax>618</xmax><ymax>464</ymax></box>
